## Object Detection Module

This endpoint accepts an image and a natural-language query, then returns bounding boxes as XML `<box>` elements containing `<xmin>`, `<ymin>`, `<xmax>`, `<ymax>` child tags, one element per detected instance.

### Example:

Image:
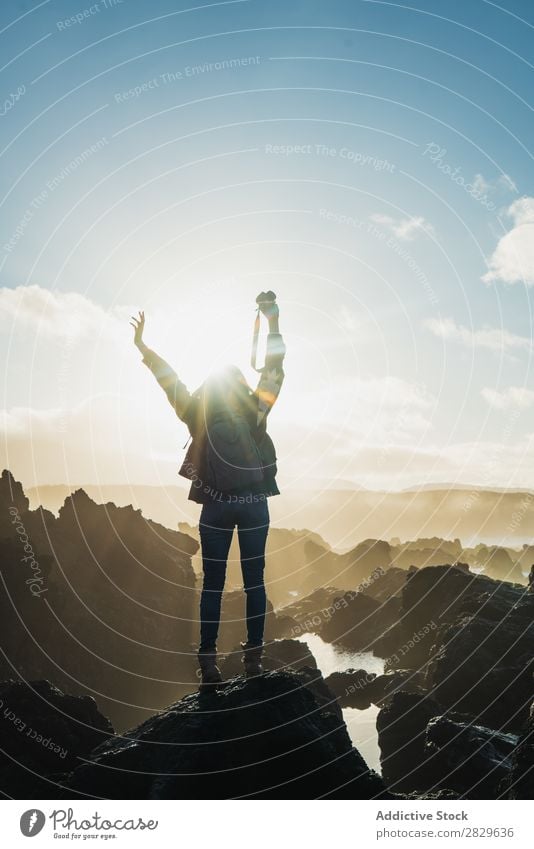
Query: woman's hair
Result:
<box><xmin>195</xmin><ymin>365</ymin><xmax>255</xmax><ymax>423</ymax></box>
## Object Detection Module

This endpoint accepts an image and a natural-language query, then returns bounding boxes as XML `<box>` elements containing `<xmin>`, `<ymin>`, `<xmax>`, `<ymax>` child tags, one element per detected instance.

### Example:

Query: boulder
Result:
<box><xmin>499</xmin><ymin>700</ymin><xmax>534</xmax><ymax>799</ymax></box>
<box><xmin>65</xmin><ymin>671</ymin><xmax>387</xmax><ymax>799</ymax></box>
<box><xmin>0</xmin><ymin>679</ymin><xmax>113</xmax><ymax>799</ymax></box>
<box><xmin>424</xmin><ymin>715</ymin><xmax>519</xmax><ymax>799</ymax></box>
<box><xmin>220</xmin><ymin>638</ymin><xmax>317</xmax><ymax>678</ymax></box>
<box><xmin>377</xmin><ymin>691</ymin><xmax>442</xmax><ymax>793</ymax></box>
<box><xmin>426</xmin><ymin>615</ymin><xmax>533</xmax><ymax>732</ymax></box>
<box><xmin>319</xmin><ymin>592</ymin><xmax>401</xmax><ymax>653</ymax></box>
<box><xmin>325</xmin><ymin>669</ymin><xmax>377</xmax><ymax>709</ymax></box>
<box><xmin>0</xmin><ymin>471</ymin><xmax>200</xmax><ymax>731</ymax></box>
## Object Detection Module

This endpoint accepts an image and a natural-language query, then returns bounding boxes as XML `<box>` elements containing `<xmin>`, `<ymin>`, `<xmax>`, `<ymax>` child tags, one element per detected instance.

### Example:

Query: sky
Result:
<box><xmin>0</xmin><ymin>0</ymin><xmax>533</xmax><ymax>491</ymax></box>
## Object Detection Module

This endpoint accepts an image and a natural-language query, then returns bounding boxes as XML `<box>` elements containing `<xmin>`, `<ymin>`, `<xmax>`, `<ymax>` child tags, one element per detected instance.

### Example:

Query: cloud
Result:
<box><xmin>472</xmin><ymin>172</ymin><xmax>517</xmax><ymax>195</ymax></box>
<box><xmin>0</xmin><ymin>284</ymin><xmax>132</xmax><ymax>340</ymax></box>
<box><xmin>370</xmin><ymin>214</ymin><xmax>434</xmax><ymax>241</ymax></box>
<box><xmin>497</xmin><ymin>173</ymin><xmax>518</xmax><ymax>193</ymax></box>
<box><xmin>282</xmin><ymin>374</ymin><xmax>435</xmax><ymax>447</ymax></box>
<box><xmin>481</xmin><ymin>386</ymin><xmax>534</xmax><ymax>410</ymax></box>
<box><xmin>482</xmin><ymin>197</ymin><xmax>534</xmax><ymax>285</ymax></box>
<box><xmin>424</xmin><ymin>317</ymin><xmax>532</xmax><ymax>354</ymax></box>
<box><xmin>472</xmin><ymin>174</ymin><xmax>490</xmax><ymax>196</ymax></box>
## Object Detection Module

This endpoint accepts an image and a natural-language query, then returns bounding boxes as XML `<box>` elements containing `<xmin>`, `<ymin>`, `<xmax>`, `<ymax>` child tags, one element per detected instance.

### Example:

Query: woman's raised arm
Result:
<box><xmin>130</xmin><ymin>310</ymin><xmax>193</xmax><ymax>422</ymax></box>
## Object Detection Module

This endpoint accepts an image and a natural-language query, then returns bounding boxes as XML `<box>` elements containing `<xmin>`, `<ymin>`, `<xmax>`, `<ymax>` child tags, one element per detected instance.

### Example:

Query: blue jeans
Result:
<box><xmin>198</xmin><ymin>496</ymin><xmax>270</xmax><ymax>651</ymax></box>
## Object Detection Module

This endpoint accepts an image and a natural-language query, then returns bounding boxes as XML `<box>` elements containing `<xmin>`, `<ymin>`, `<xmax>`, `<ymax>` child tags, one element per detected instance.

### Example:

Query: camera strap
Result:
<box><xmin>250</xmin><ymin>307</ymin><xmax>262</xmax><ymax>372</ymax></box>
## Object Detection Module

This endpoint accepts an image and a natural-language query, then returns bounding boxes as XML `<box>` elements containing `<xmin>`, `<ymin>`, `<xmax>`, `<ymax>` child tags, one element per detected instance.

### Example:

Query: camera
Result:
<box><xmin>255</xmin><ymin>290</ymin><xmax>276</xmax><ymax>306</ymax></box>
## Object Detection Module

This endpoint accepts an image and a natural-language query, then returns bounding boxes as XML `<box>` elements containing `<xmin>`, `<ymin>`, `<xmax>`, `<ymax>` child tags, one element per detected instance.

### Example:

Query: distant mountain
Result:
<box><xmin>400</xmin><ymin>482</ymin><xmax>534</xmax><ymax>494</ymax></box>
<box><xmin>27</xmin><ymin>482</ymin><xmax>534</xmax><ymax>551</ymax></box>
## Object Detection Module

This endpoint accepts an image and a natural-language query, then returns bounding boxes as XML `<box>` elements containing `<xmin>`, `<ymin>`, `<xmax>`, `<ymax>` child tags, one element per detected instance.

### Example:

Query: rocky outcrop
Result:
<box><xmin>65</xmin><ymin>671</ymin><xmax>387</xmax><ymax>799</ymax></box>
<box><xmin>500</xmin><ymin>700</ymin><xmax>534</xmax><ymax>799</ymax></box>
<box><xmin>377</xmin><ymin>691</ymin><xmax>442</xmax><ymax>793</ymax></box>
<box><xmin>319</xmin><ymin>591</ymin><xmax>401</xmax><ymax>653</ymax></box>
<box><xmin>220</xmin><ymin>637</ymin><xmax>317</xmax><ymax>678</ymax></box>
<box><xmin>0</xmin><ymin>679</ymin><xmax>113</xmax><ymax>799</ymax></box>
<box><xmin>376</xmin><ymin>689</ymin><xmax>524</xmax><ymax>799</ymax></box>
<box><xmin>220</xmin><ymin>641</ymin><xmax>343</xmax><ymax>720</ymax></box>
<box><xmin>384</xmin><ymin>566</ymin><xmax>534</xmax><ymax>732</ymax></box>
<box><xmin>326</xmin><ymin>669</ymin><xmax>425</xmax><ymax>709</ymax></box>
<box><xmin>373</xmin><ymin>566</ymin><xmax>533</xmax><ymax>796</ymax></box>
<box><xmin>325</xmin><ymin>669</ymin><xmax>378</xmax><ymax>709</ymax></box>
<box><xmin>424</xmin><ymin>715</ymin><xmax>519</xmax><ymax>799</ymax></box>
<box><xmin>277</xmin><ymin>586</ymin><xmax>342</xmax><ymax>637</ymax></box>
<box><xmin>0</xmin><ymin>470</ymin><xmax>199</xmax><ymax>731</ymax></box>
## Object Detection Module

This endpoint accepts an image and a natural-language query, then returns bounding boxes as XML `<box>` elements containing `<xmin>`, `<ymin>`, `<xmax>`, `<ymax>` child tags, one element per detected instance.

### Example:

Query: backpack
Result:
<box><xmin>204</xmin><ymin>407</ymin><xmax>265</xmax><ymax>493</ymax></box>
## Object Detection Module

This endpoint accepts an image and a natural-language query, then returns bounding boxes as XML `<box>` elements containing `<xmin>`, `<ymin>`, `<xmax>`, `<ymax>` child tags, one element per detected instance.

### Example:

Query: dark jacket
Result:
<box><xmin>141</xmin><ymin>332</ymin><xmax>286</xmax><ymax>503</ymax></box>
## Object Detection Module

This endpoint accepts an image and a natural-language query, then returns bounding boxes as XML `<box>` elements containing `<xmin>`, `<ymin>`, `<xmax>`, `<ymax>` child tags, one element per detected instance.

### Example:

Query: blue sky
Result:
<box><xmin>0</xmin><ymin>0</ymin><xmax>533</xmax><ymax>490</ymax></box>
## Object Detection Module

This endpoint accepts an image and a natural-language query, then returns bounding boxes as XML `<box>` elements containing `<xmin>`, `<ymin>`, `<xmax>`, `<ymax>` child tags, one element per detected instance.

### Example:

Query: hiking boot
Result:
<box><xmin>241</xmin><ymin>641</ymin><xmax>264</xmax><ymax>678</ymax></box>
<box><xmin>197</xmin><ymin>648</ymin><xmax>223</xmax><ymax>691</ymax></box>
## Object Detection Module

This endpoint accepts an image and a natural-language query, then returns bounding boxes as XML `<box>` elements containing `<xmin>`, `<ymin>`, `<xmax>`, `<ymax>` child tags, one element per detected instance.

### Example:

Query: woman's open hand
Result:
<box><xmin>130</xmin><ymin>309</ymin><xmax>145</xmax><ymax>349</ymax></box>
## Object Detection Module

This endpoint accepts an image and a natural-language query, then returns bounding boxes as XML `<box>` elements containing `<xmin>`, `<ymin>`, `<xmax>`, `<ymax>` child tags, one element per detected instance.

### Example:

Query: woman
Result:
<box><xmin>131</xmin><ymin>295</ymin><xmax>286</xmax><ymax>688</ymax></box>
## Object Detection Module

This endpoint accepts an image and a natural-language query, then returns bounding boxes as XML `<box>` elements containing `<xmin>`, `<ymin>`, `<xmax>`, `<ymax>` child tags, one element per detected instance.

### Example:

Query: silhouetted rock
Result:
<box><xmin>319</xmin><ymin>591</ymin><xmax>401</xmax><ymax>653</ymax></box>
<box><xmin>470</xmin><ymin>544</ymin><xmax>523</xmax><ymax>583</ymax></box>
<box><xmin>363</xmin><ymin>566</ymin><xmax>411</xmax><ymax>602</ymax></box>
<box><xmin>220</xmin><ymin>638</ymin><xmax>317</xmax><ymax>678</ymax></box>
<box><xmin>0</xmin><ymin>679</ymin><xmax>113</xmax><ymax>799</ymax></box>
<box><xmin>370</xmin><ymin>670</ymin><xmax>426</xmax><ymax>703</ymax></box>
<box><xmin>65</xmin><ymin>671</ymin><xmax>387</xmax><ymax>799</ymax></box>
<box><xmin>219</xmin><ymin>641</ymin><xmax>343</xmax><ymax>720</ymax></box>
<box><xmin>338</xmin><ymin>539</ymin><xmax>392</xmax><ymax>586</ymax></box>
<box><xmin>500</xmin><ymin>700</ymin><xmax>534</xmax><ymax>799</ymax></box>
<box><xmin>0</xmin><ymin>471</ymin><xmax>199</xmax><ymax>731</ymax></box>
<box><xmin>426</xmin><ymin>613</ymin><xmax>533</xmax><ymax>732</ymax></box>
<box><xmin>377</xmin><ymin>691</ymin><xmax>443</xmax><ymax>793</ymax></box>
<box><xmin>325</xmin><ymin>669</ymin><xmax>377</xmax><ymax>709</ymax></box>
<box><xmin>277</xmin><ymin>586</ymin><xmax>342</xmax><ymax>637</ymax></box>
<box><xmin>424</xmin><ymin>715</ymin><xmax>518</xmax><ymax>799</ymax></box>
<box><xmin>391</xmin><ymin>537</ymin><xmax>463</xmax><ymax>570</ymax></box>
<box><xmin>326</xmin><ymin>668</ymin><xmax>426</xmax><ymax>710</ymax></box>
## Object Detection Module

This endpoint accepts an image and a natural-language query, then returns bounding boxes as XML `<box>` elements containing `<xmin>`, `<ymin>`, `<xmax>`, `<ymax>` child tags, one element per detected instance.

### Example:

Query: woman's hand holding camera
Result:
<box><xmin>256</xmin><ymin>291</ymin><xmax>279</xmax><ymax>329</ymax></box>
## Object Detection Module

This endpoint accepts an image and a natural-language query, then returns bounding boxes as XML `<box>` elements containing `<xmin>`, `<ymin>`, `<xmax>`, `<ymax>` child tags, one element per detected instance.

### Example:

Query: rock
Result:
<box><xmin>370</xmin><ymin>670</ymin><xmax>426</xmax><ymax>704</ymax></box>
<box><xmin>424</xmin><ymin>715</ymin><xmax>519</xmax><ymax>799</ymax></box>
<box><xmin>325</xmin><ymin>668</ymin><xmax>425</xmax><ymax>710</ymax></box>
<box><xmin>220</xmin><ymin>638</ymin><xmax>317</xmax><ymax>678</ymax></box>
<box><xmin>400</xmin><ymin>788</ymin><xmax>461</xmax><ymax>800</ymax></box>
<box><xmin>319</xmin><ymin>591</ymin><xmax>401</xmax><ymax>653</ymax></box>
<box><xmin>499</xmin><ymin>700</ymin><xmax>534</xmax><ymax>799</ymax></box>
<box><xmin>426</xmin><ymin>599</ymin><xmax>534</xmax><ymax>732</ymax></box>
<box><xmin>377</xmin><ymin>691</ymin><xmax>442</xmax><ymax>793</ymax></box>
<box><xmin>0</xmin><ymin>679</ymin><xmax>113</xmax><ymax>799</ymax></box>
<box><xmin>325</xmin><ymin>669</ymin><xmax>377</xmax><ymax>709</ymax></box>
<box><xmin>471</xmin><ymin>544</ymin><xmax>523</xmax><ymax>583</ymax></box>
<box><xmin>220</xmin><ymin>641</ymin><xmax>344</xmax><ymax>720</ymax></box>
<box><xmin>277</xmin><ymin>586</ymin><xmax>342</xmax><ymax>637</ymax></box>
<box><xmin>0</xmin><ymin>468</ymin><xmax>30</xmax><ymax>529</ymax></box>
<box><xmin>379</xmin><ymin>565</ymin><xmax>530</xmax><ymax>675</ymax></box>
<box><xmin>65</xmin><ymin>671</ymin><xmax>387</xmax><ymax>799</ymax></box>
<box><xmin>391</xmin><ymin>538</ymin><xmax>463</xmax><ymax>571</ymax></box>
<box><xmin>362</xmin><ymin>566</ymin><xmax>411</xmax><ymax>602</ymax></box>
<box><xmin>338</xmin><ymin>539</ymin><xmax>393</xmax><ymax>585</ymax></box>
<box><xmin>0</xmin><ymin>471</ymin><xmax>199</xmax><ymax>731</ymax></box>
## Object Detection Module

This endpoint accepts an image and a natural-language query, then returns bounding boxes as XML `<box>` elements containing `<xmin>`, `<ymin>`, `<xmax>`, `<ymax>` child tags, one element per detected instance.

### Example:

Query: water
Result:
<box><xmin>296</xmin><ymin>633</ymin><xmax>384</xmax><ymax>774</ymax></box>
